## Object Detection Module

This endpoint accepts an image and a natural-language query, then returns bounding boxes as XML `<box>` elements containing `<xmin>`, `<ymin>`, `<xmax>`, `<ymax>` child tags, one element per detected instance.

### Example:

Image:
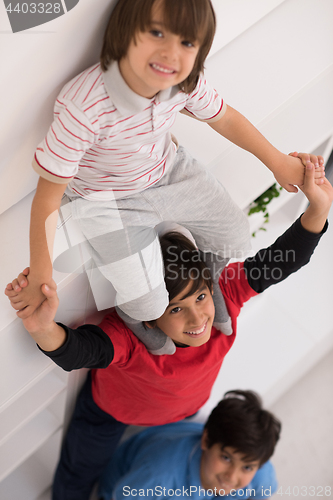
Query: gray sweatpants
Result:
<box><xmin>68</xmin><ymin>146</ymin><xmax>250</xmax><ymax>321</ymax></box>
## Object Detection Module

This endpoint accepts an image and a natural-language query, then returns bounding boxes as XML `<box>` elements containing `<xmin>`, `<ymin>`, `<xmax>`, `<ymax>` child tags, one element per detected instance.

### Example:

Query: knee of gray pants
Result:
<box><xmin>116</xmin><ymin>281</ymin><xmax>169</xmax><ymax>322</ymax></box>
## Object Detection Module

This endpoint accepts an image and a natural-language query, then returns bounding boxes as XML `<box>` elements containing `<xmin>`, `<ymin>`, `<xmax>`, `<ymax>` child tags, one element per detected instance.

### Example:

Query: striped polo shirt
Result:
<box><xmin>33</xmin><ymin>61</ymin><xmax>226</xmax><ymax>201</ymax></box>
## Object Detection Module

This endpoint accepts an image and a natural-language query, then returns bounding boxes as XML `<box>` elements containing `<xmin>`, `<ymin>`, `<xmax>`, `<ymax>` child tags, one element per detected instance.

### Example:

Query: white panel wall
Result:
<box><xmin>210</xmin><ymin>0</ymin><xmax>286</xmax><ymax>56</ymax></box>
<box><xmin>0</xmin><ymin>0</ymin><xmax>117</xmax><ymax>215</ymax></box>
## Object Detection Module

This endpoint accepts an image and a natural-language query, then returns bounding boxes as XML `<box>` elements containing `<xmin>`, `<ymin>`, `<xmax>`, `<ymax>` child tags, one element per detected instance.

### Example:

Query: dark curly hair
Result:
<box><xmin>204</xmin><ymin>390</ymin><xmax>281</xmax><ymax>466</ymax></box>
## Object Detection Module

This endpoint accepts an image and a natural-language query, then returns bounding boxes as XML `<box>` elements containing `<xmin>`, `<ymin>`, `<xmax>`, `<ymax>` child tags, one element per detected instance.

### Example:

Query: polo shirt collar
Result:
<box><xmin>102</xmin><ymin>61</ymin><xmax>180</xmax><ymax>116</ymax></box>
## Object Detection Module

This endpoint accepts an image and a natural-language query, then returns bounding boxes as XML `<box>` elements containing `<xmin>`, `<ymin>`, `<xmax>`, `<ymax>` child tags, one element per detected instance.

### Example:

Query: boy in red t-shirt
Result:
<box><xmin>11</xmin><ymin>0</ymin><xmax>325</xmax><ymax>356</ymax></box>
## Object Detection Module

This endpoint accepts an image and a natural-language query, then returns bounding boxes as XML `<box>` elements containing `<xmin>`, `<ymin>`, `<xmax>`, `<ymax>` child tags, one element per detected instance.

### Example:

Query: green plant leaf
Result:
<box><xmin>248</xmin><ymin>183</ymin><xmax>282</xmax><ymax>237</ymax></box>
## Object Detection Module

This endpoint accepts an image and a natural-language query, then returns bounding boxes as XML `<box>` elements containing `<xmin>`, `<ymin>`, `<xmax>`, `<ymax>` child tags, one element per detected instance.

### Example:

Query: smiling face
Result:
<box><xmin>153</xmin><ymin>282</ymin><xmax>215</xmax><ymax>347</ymax></box>
<box><xmin>119</xmin><ymin>1</ymin><xmax>200</xmax><ymax>98</ymax></box>
<box><xmin>200</xmin><ymin>432</ymin><xmax>260</xmax><ymax>495</ymax></box>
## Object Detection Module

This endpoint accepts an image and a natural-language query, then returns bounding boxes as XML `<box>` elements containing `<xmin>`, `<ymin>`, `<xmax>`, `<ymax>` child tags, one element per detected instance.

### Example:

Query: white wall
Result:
<box><xmin>0</xmin><ymin>0</ymin><xmax>117</xmax><ymax>215</ymax></box>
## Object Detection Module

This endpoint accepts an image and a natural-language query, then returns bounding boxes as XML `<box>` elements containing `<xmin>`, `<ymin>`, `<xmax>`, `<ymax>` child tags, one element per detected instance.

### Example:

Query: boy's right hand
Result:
<box><xmin>5</xmin><ymin>268</ymin><xmax>66</xmax><ymax>351</ymax></box>
<box><xmin>5</xmin><ymin>272</ymin><xmax>48</xmax><ymax>318</ymax></box>
<box><xmin>5</xmin><ymin>268</ymin><xmax>58</xmax><ymax>329</ymax></box>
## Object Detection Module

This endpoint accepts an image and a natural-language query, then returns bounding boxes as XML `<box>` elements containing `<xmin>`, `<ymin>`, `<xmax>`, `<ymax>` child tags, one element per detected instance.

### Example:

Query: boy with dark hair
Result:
<box><xmin>12</xmin><ymin>0</ymin><xmax>325</xmax><ymax>355</ymax></box>
<box><xmin>203</xmin><ymin>390</ymin><xmax>280</xmax><ymax>468</ymax></box>
<box><xmin>6</xmin><ymin>162</ymin><xmax>332</xmax><ymax>500</ymax></box>
<box><xmin>98</xmin><ymin>390</ymin><xmax>281</xmax><ymax>499</ymax></box>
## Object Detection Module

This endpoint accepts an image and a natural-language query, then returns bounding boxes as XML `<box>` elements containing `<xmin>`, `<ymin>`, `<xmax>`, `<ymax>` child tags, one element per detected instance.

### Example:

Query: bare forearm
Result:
<box><xmin>29</xmin><ymin>178</ymin><xmax>67</xmax><ymax>280</ymax></box>
<box><xmin>30</xmin><ymin>322</ymin><xmax>67</xmax><ymax>352</ymax></box>
<box><xmin>300</xmin><ymin>206</ymin><xmax>329</xmax><ymax>234</ymax></box>
<box><xmin>30</xmin><ymin>198</ymin><xmax>56</xmax><ymax>281</ymax></box>
<box><xmin>210</xmin><ymin>105</ymin><xmax>283</xmax><ymax>170</ymax></box>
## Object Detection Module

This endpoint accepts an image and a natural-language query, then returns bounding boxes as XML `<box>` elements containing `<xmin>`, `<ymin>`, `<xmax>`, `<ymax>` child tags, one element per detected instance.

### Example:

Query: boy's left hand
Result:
<box><xmin>273</xmin><ymin>152</ymin><xmax>325</xmax><ymax>192</ymax></box>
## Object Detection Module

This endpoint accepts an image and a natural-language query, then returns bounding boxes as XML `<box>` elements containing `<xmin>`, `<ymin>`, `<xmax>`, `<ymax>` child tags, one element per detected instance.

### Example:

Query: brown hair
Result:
<box><xmin>100</xmin><ymin>0</ymin><xmax>216</xmax><ymax>93</ymax></box>
<box><xmin>145</xmin><ymin>231</ymin><xmax>212</xmax><ymax>327</ymax></box>
<box><xmin>160</xmin><ymin>231</ymin><xmax>212</xmax><ymax>301</ymax></box>
<box><xmin>204</xmin><ymin>390</ymin><xmax>281</xmax><ymax>466</ymax></box>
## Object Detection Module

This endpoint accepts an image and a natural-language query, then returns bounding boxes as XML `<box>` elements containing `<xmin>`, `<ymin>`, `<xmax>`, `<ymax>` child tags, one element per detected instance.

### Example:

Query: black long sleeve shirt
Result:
<box><xmin>39</xmin><ymin>216</ymin><xmax>328</xmax><ymax>371</ymax></box>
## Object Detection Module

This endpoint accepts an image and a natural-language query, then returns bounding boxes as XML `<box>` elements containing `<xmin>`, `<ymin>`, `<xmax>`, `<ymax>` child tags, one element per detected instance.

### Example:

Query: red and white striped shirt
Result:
<box><xmin>33</xmin><ymin>62</ymin><xmax>226</xmax><ymax>201</ymax></box>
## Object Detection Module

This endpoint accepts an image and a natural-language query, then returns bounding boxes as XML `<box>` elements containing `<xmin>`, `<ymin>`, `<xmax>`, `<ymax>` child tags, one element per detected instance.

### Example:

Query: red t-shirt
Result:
<box><xmin>91</xmin><ymin>263</ymin><xmax>257</xmax><ymax>426</ymax></box>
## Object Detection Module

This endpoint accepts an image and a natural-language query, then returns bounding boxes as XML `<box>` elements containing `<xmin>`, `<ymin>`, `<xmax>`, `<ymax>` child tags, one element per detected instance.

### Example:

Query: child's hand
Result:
<box><xmin>5</xmin><ymin>283</ymin><xmax>46</xmax><ymax>317</ymax></box>
<box><xmin>5</xmin><ymin>268</ymin><xmax>65</xmax><ymax>350</ymax></box>
<box><xmin>300</xmin><ymin>163</ymin><xmax>333</xmax><ymax>212</ymax></box>
<box><xmin>289</xmin><ymin>151</ymin><xmax>325</xmax><ymax>186</ymax></box>
<box><xmin>299</xmin><ymin>162</ymin><xmax>333</xmax><ymax>233</ymax></box>
<box><xmin>273</xmin><ymin>152</ymin><xmax>325</xmax><ymax>192</ymax></box>
<box><xmin>5</xmin><ymin>269</ymin><xmax>47</xmax><ymax>319</ymax></box>
<box><xmin>5</xmin><ymin>268</ymin><xmax>59</xmax><ymax>334</ymax></box>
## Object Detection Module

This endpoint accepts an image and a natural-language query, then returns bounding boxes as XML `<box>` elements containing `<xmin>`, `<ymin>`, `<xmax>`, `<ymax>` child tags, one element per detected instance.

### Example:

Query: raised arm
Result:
<box><xmin>244</xmin><ymin>161</ymin><xmax>332</xmax><ymax>293</ymax></box>
<box><xmin>209</xmin><ymin>105</ymin><xmax>325</xmax><ymax>192</ymax></box>
<box><xmin>7</xmin><ymin>273</ymin><xmax>67</xmax><ymax>351</ymax></box>
<box><xmin>5</xmin><ymin>269</ymin><xmax>113</xmax><ymax>370</ymax></box>
<box><xmin>10</xmin><ymin>177</ymin><xmax>67</xmax><ymax>317</ymax></box>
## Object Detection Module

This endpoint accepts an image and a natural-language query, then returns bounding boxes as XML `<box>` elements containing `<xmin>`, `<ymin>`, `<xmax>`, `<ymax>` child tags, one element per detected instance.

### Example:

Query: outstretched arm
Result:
<box><xmin>298</xmin><ymin>163</ymin><xmax>332</xmax><ymax>233</ymax></box>
<box><xmin>244</xmin><ymin>160</ymin><xmax>332</xmax><ymax>293</ymax></box>
<box><xmin>5</xmin><ymin>268</ymin><xmax>113</xmax><ymax>370</ymax></box>
<box><xmin>9</xmin><ymin>177</ymin><xmax>68</xmax><ymax>318</ymax></box>
<box><xmin>6</xmin><ymin>270</ymin><xmax>67</xmax><ymax>351</ymax></box>
<box><xmin>209</xmin><ymin>105</ymin><xmax>325</xmax><ymax>192</ymax></box>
